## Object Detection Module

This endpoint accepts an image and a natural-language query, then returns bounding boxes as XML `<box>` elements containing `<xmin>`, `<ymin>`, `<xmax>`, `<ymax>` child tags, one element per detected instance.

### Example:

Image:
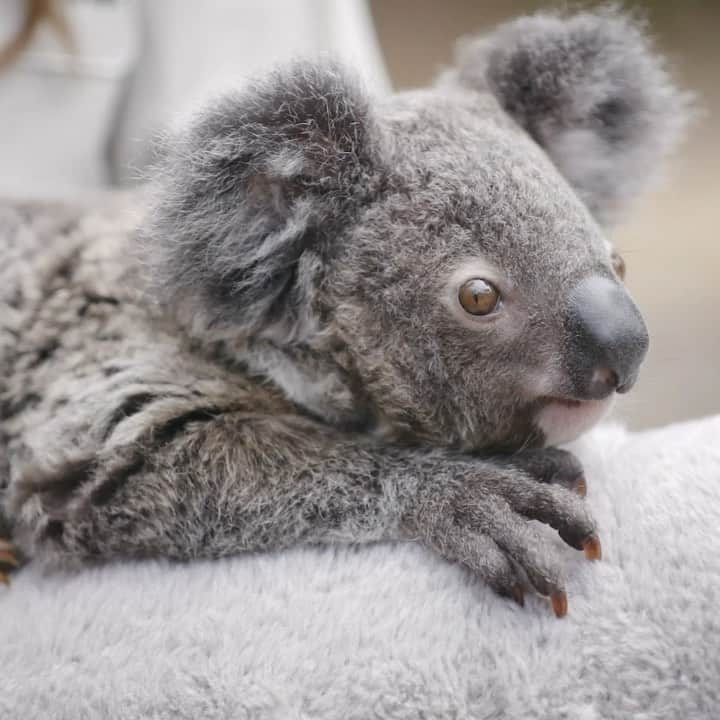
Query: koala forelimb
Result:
<box><xmin>9</xmin><ymin>397</ymin><xmax>594</xmax><ymax>614</ymax></box>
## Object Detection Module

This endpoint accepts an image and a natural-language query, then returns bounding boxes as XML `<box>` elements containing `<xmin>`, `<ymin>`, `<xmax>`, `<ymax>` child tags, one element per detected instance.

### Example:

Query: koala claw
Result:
<box><xmin>582</xmin><ymin>534</ymin><xmax>602</xmax><ymax>561</ymax></box>
<box><xmin>510</xmin><ymin>584</ymin><xmax>525</xmax><ymax>608</ymax></box>
<box><xmin>551</xmin><ymin>590</ymin><xmax>568</xmax><ymax>619</ymax></box>
<box><xmin>0</xmin><ymin>539</ymin><xmax>19</xmax><ymax>586</ymax></box>
<box><xmin>0</xmin><ymin>540</ymin><xmax>19</xmax><ymax>567</ymax></box>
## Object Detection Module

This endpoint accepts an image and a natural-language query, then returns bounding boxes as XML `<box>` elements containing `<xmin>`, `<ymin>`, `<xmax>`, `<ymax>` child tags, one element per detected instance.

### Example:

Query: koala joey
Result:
<box><xmin>0</xmin><ymin>9</ymin><xmax>689</xmax><ymax>616</ymax></box>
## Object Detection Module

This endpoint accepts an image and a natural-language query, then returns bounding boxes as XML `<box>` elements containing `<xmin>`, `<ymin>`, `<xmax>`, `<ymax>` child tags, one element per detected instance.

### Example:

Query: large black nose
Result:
<box><xmin>565</xmin><ymin>276</ymin><xmax>649</xmax><ymax>399</ymax></box>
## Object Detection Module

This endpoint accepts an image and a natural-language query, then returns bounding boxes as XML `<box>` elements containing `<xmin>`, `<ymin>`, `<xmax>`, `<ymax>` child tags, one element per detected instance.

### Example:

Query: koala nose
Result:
<box><xmin>565</xmin><ymin>276</ymin><xmax>649</xmax><ymax>400</ymax></box>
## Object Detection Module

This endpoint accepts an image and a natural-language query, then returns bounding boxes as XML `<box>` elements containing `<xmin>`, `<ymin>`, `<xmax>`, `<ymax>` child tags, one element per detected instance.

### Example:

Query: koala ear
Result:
<box><xmin>451</xmin><ymin>8</ymin><xmax>691</xmax><ymax>224</ymax></box>
<box><xmin>141</xmin><ymin>59</ymin><xmax>384</xmax><ymax>341</ymax></box>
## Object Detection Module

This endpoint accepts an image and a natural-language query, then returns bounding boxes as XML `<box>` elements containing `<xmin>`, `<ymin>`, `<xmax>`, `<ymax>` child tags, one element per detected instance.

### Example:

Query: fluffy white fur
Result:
<box><xmin>2</xmin><ymin>416</ymin><xmax>719</xmax><ymax>719</ymax></box>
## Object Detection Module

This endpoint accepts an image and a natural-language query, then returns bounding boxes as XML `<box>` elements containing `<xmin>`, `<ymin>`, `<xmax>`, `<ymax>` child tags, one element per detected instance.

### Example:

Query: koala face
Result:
<box><xmin>323</xmin><ymin>92</ymin><xmax>648</xmax><ymax>450</ymax></box>
<box><xmin>143</xmin><ymin>9</ymin><xmax>688</xmax><ymax>452</ymax></box>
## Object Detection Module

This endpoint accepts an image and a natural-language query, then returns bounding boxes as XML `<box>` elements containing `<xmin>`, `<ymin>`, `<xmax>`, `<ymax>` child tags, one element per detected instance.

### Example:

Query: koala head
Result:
<box><xmin>142</xmin><ymin>9</ymin><xmax>689</xmax><ymax>452</ymax></box>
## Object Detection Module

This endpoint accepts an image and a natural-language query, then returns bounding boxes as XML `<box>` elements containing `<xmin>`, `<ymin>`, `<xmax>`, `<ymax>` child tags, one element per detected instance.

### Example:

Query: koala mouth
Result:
<box><xmin>535</xmin><ymin>396</ymin><xmax>614</xmax><ymax>447</ymax></box>
<box><xmin>550</xmin><ymin>397</ymin><xmax>585</xmax><ymax>409</ymax></box>
<box><xmin>540</xmin><ymin>395</ymin><xmax>604</xmax><ymax>409</ymax></box>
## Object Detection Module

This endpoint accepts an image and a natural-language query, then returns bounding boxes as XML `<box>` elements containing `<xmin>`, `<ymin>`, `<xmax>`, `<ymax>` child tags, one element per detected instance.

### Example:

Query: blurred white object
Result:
<box><xmin>0</xmin><ymin>0</ymin><xmax>139</xmax><ymax>199</ymax></box>
<box><xmin>0</xmin><ymin>0</ymin><xmax>390</xmax><ymax>199</ymax></box>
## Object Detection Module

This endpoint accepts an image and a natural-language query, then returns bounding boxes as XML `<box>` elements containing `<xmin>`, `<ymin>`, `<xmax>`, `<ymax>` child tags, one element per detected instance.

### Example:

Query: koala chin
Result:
<box><xmin>1</xmin><ymin>9</ymin><xmax>689</xmax><ymax>614</ymax></box>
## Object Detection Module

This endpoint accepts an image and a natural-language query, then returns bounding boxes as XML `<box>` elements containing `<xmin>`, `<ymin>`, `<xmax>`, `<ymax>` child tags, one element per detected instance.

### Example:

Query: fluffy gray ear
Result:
<box><xmin>451</xmin><ymin>7</ymin><xmax>691</xmax><ymax>224</ymax></box>
<box><xmin>141</xmin><ymin>59</ymin><xmax>383</xmax><ymax>341</ymax></box>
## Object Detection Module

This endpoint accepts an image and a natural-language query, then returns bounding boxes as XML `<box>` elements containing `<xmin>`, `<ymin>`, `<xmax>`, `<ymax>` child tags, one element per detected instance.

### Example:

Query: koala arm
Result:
<box><xmin>9</xmin><ymin>409</ymin><xmax>597</xmax><ymax>615</ymax></box>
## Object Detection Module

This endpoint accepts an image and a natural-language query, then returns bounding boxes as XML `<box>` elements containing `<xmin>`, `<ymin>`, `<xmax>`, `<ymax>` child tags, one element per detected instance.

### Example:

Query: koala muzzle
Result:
<box><xmin>565</xmin><ymin>276</ymin><xmax>649</xmax><ymax>399</ymax></box>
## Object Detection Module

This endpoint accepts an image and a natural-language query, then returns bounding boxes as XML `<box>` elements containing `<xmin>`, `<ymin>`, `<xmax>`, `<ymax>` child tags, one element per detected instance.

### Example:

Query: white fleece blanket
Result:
<box><xmin>2</xmin><ymin>416</ymin><xmax>719</xmax><ymax>720</ymax></box>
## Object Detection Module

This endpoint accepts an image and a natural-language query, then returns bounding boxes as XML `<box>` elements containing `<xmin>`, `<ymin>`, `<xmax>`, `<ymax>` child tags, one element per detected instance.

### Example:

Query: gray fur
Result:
<box><xmin>447</xmin><ymin>5</ymin><xmax>691</xmax><ymax>224</ymax></box>
<box><xmin>0</xmin><ymin>10</ymin><xmax>688</xmax><ymax>609</ymax></box>
<box><xmin>142</xmin><ymin>58</ymin><xmax>385</xmax><ymax>344</ymax></box>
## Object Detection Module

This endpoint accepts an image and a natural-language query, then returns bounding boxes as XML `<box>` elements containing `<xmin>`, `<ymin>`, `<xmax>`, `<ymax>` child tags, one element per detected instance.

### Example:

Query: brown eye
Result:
<box><xmin>611</xmin><ymin>252</ymin><xmax>626</xmax><ymax>281</ymax></box>
<box><xmin>458</xmin><ymin>278</ymin><xmax>501</xmax><ymax>316</ymax></box>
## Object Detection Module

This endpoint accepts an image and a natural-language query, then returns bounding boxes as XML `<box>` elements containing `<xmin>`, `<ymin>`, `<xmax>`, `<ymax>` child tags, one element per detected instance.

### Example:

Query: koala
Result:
<box><xmin>0</xmin><ymin>9</ymin><xmax>688</xmax><ymax>616</ymax></box>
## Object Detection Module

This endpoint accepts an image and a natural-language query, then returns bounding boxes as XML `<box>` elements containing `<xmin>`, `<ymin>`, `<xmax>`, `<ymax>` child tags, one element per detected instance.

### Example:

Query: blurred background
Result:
<box><xmin>1</xmin><ymin>0</ymin><xmax>717</xmax><ymax>430</ymax></box>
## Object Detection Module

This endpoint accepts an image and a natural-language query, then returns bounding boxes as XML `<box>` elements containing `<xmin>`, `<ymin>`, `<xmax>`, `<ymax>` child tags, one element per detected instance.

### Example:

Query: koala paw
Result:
<box><xmin>4</xmin><ymin>452</ymin><xmax>101</xmax><ymax>569</ymax></box>
<box><xmin>416</xmin><ymin>448</ymin><xmax>599</xmax><ymax>618</ymax></box>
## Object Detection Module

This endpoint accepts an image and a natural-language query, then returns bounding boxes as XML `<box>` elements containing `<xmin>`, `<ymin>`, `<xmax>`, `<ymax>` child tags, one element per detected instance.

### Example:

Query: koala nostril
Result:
<box><xmin>591</xmin><ymin>367</ymin><xmax>619</xmax><ymax>394</ymax></box>
<box><xmin>583</xmin><ymin>367</ymin><xmax>620</xmax><ymax>400</ymax></box>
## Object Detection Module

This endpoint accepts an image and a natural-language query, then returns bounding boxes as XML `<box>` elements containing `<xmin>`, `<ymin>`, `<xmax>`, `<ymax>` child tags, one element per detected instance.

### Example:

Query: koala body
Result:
<box><xmin>0</xmin><ymin>10</ymin><xmax>688</xmax><ymax>614</ymax></box>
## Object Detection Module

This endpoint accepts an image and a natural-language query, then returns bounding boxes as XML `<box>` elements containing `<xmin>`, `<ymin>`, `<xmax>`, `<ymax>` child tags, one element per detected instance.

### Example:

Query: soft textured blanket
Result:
<box><xmin>2</xmin><ymin>417</ymin><xmax>719</xmax><ymax>720</ymax></box>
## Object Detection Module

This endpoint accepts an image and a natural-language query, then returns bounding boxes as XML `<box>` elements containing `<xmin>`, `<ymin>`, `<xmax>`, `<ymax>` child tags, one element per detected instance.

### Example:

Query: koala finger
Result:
<box><xmin>426</xmin><ymin>523</ymin><xmax>525</xmax><ymax>606</ymax></box>
<box><xmin>489</xmin><ymin>474</ymin><xmax>600</xmax><ymax>556</ymax></box>
<box><xmin>456</xmin><ymin>494</ymin><xmax>569</xmax><ymax>616</ymax></box>
<box><xmin>497</xmin><ymin>448</ymin><xmax>587</xmax><ymax>497</ymax></box>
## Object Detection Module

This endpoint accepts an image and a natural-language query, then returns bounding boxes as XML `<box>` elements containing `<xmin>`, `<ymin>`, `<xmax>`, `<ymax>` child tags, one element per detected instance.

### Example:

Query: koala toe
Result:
<box><xmin>445</xmin><ymin>491</ymin><xmax>573</xmax><ymax>616</ymax></box>
<box><xmin>498</xmin><ymin>448</ymin><xmax>587</xmax><ymax>497</ymax></box>
<box><xmin>492</xmin><ymin>470</ymin><xmax>599</xmax><ymax>554</ymax></box>
<box><xmin>482</xmin><ymin>498</ymin><xmax>569</xmax><ymax>609</ymax></box>
<box><xmin>427</xmin><ymin>522</ymin><xmax>526</xmax><ymax>607</ymax></box>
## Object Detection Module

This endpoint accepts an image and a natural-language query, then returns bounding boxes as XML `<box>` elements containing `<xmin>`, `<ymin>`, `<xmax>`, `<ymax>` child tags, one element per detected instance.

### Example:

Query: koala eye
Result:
<box><xmin>458</xmin><ymin>278</ymin><xmax>501</xmax><ymax>316</ymax></box>
<box><xmin>611</xmin><ymin>251</ymin><xmax>626</xmax><ymax>281</ymax></box>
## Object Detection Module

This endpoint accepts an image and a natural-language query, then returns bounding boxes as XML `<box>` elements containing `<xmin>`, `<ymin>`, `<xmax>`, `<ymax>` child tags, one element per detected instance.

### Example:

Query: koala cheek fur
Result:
<box><xmin>0</xmin><ymin>9</ymin><xmax>690</xmax><ymax>611</ymax></box>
